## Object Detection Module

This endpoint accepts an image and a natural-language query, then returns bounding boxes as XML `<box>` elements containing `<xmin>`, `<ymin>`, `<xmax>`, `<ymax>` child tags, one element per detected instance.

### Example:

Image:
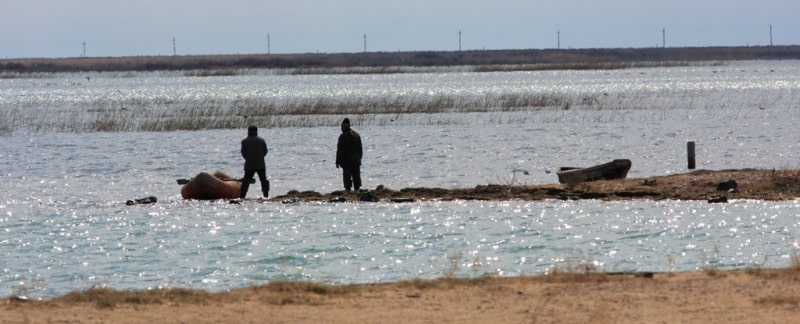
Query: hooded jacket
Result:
<box><xmin>241</xmin><ymin>127</ymin><xmax>268</xmax><ymax>170</ymax></box>
<box><xmin>336</xmin><ymin>129</ymin><xmax>362</xmax><ymax>167</ymax></box>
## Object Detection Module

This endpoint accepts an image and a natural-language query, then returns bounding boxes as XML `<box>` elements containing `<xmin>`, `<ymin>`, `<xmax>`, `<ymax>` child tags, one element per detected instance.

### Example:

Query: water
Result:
<box><xmin>1</xmin><ymin>60</ymin><xmax>799</xmax><ymax>298</ymax></box>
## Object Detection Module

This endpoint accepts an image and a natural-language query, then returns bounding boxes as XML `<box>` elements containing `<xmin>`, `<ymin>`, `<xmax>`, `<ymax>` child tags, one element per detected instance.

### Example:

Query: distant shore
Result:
<box><xmin>3</xmin><ymin>45</ymin><xmax>800</xmax><ymax>74</ymax></box>
<box><xmin>273</xmin><ymin>168</ymin><xmax>800</xmax><ymax>203</ymax></box>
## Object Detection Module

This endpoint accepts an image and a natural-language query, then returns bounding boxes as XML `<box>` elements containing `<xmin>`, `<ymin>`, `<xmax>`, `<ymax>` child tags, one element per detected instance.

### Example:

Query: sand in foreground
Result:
<box><xmin>4</xmin><ymin>268</ymin><xmax>800</xmax><ymax>323</ymax></box>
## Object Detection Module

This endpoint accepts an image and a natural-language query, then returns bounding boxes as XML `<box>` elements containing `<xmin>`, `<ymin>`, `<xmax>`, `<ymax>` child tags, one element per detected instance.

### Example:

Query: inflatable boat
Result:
<box><xmin>180</xmin><ymin>171</ymin><xmax>242</xmax><ymax>200</ymax></box>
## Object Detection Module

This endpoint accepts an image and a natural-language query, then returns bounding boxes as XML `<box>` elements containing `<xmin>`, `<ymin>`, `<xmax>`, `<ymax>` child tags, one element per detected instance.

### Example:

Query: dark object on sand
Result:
<box><xmin>716</xmin><ymin>180</ymin><xmax>738</xmax><ymax>192</ymax></box>
<box><xmin>557</xmin><ymin>159</ymin><xmax>632</xmax><ymax>184</ymax></box>
<box><xmin>389</xmin><ymin>197</ymin><xmax>415</xmax><ymax>203</ymax></box>
<box><xmin>126</xmin><ymin>196</ymin><xmax>157</xmax><ymax>205</ymax></box>
<box><xmin>708</xmin><ymin>195</ymin><xmax>728</xmax><ymax>203</ymax></box>
<box><xmin>328</xmin><ymin>196</ymin><xmax>347</xmax><ymax>203</ymax></box>
<box><xmin>359</xmin><ymin>190</ymin><xmax>380</xmax><ymax>202</ymax></box>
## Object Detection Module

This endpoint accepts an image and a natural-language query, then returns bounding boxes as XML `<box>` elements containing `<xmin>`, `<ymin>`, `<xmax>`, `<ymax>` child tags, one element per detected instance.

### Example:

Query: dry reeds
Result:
<box><xmin>52</xmin><ymin>287</ymin><xmax>212</xmax><ymax>309</ymax></box>
<box><xmin>3</xmin><ymin>91</ymin><xmax>571</xmax><ymax>134</ymax></box>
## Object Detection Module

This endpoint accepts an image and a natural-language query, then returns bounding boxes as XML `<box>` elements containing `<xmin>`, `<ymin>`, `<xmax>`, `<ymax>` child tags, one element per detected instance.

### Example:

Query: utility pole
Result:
<box><xmin>769</xmin><ymin>24</ymin><xmax>773</xmax><ymax>46</ymax></box>
<box><xmin>458</xmin><ymin>30</ymin><xmax>462</xmax><ymax>51</ymax></box>
<box><xmin>363</xmin><ymin>33</ymin><xmax>367</xmax><ymax>53</ymax></box>
<box><xmin>172</xmin><ymin>37</ymin><xmax>176</xmax><ymax>56</ymax></box>
<box><xmin>267</xmin><ymin>33</ymin><xmax>271</xmax><ymax>54</ymax></box>
<box><xmin>662</xmin><ymin>28</ymin><xmax>666</xmax><ymax>48</ymax></box>
<box><xmin>557</xmin><ymin>30</ymin><xmax>560</xmax><ymax>49</ymax></box>
<box><xmin>82</xmin><ymin>41</ymin><xmax>86</xmax><ymax>58</ymax></box>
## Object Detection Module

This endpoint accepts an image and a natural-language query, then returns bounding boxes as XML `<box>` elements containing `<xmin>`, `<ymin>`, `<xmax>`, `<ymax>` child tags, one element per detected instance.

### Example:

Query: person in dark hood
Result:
<box><xmin>239</xmin><ymin>125</ymin><xmax>269</xmax><ymax>198</ymax></box>
<box><xmin>335</xmin><ymin>118</ymin><xmax>363</xmax><ymax>191</ymax></box>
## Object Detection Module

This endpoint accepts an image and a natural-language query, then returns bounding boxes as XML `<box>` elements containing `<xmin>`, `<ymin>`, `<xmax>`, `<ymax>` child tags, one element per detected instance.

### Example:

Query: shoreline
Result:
<box><xmin>271</xmin><ymin>168</ymin><xmax>800</xmax><ymax>203</ymax></box>
<box><xmin>4</xmin><ymin>45</ymin><xmax>800</xmax><ymax>74</ymax></box>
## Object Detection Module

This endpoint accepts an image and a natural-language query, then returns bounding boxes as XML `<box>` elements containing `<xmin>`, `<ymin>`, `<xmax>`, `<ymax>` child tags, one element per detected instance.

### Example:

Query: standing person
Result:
<box><xmin>336</xmin><ymin>118</ymin><xmax>363</xmax><ymax>192</ymax></box>
<box><xmin>239</xmin><ymin>125</ymin><xmax>269</xmax><ymax>198</ymax></box>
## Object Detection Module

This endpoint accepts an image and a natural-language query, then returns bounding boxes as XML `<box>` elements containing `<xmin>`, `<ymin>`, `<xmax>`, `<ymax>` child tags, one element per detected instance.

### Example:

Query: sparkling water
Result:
<box><xmin>1</xmin><ymin>60</ymin><xmax>799</xmax><ymax>298</ymax></box>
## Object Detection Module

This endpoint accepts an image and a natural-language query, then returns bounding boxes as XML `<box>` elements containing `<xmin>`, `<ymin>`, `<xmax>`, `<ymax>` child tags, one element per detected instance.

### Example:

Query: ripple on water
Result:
<box><xmin>2</xmin><ymin>63</ymin><xmax>800</xmax><ymax>297</ymax></box>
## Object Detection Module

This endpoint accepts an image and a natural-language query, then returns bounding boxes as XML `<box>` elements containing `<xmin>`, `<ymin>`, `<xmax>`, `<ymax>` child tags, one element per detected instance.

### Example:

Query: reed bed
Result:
<box><xmin>1</xmin><ymin>87</ymin><xmax>789</xmax><ymax>134</ymax></box>
<box><xmin>3</xmin><ymin>60</ymin><xmax>796</xmax><ymax>135</ymax></box>
<box><xmin>3</xmin><ymin>61</ymin><xmax>695</xmax><ymax>80</ymax></box>
<box><xmin>2</xmin><ymin>91</ymin><xmax>574</xmax><ymax>133</ymax></box>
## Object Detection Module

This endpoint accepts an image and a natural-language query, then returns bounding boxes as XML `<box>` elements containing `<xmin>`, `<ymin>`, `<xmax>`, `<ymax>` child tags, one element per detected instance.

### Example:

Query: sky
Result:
<box><xmin>2</xmin><ymin>0</ymin><xmax>799</xmax><ymax>59</ymax></box>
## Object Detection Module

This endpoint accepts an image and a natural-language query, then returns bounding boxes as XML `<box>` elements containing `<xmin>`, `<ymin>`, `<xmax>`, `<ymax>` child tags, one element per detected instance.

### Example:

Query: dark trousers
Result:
<box><xmin>342</xmin><ymin>165</ymin><xmax>361</xmax><ymax>191</ymax></box>
<box><xmin>240</xmin><ymin>169</ymin><xmax>269</xmax><ymax>198</ymax></box>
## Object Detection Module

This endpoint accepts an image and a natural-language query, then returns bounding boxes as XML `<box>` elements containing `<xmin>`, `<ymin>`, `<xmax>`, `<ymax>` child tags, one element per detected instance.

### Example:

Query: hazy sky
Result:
<box><xmin>2</xmin><ymin>0</ymin><xmax>798</xmax><ymax>58</ymax></box>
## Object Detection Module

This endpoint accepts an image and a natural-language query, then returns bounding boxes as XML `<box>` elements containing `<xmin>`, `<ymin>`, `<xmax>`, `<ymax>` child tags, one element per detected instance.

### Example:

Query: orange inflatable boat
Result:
<box><xmin>180</xmin><ymin>171</ymin><xmax>241</xmax><ymax>200</ymax></box>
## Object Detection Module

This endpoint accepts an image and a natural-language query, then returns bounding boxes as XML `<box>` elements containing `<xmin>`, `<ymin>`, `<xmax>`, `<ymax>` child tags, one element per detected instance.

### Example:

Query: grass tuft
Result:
<box><xmin>53</xmin><ymin>286</ymin><xmax>212</xmax><ymax>309</ymax></box>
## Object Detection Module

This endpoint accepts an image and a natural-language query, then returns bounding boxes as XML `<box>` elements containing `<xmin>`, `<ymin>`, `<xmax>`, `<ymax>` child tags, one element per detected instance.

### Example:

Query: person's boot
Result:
<box><xmin>261</xmin><ymin>180</ymin><xmax>269</xmax><ymax>198</ymax></box>
<box><xmin>239</xmin><ymin>182</ymin><xmax>249</xmax><ymax>199</ymax></box>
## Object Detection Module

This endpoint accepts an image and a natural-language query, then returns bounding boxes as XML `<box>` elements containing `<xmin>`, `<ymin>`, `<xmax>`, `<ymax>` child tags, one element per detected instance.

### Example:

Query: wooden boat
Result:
<box><xmin>556</xmin><ymin>159</ymin><xmax>632</xmax><ymax>184</ymax></box>
<box><xmin>180</xmin><ymin>171</ymin><xmax>242</xmax><ymax>200</ymax></box>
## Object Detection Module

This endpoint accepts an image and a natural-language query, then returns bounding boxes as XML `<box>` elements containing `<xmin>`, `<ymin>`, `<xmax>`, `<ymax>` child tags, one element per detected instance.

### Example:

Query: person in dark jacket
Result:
<box><xmin>239</xmin><ymin>125</ymin><xmax>269</xmax><ymax>198</ymax></box>
<box><xmin>335</xmin><ymin>118</ymin><xmax>363</xmax><ymax>191</ymax></box>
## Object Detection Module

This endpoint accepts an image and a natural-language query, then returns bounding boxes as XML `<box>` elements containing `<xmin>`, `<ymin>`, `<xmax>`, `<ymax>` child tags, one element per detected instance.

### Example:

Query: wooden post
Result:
<box><xmin>687</xmin><ymin>141</ymin><xmax>696</xmax><ymax>169</ymax></box>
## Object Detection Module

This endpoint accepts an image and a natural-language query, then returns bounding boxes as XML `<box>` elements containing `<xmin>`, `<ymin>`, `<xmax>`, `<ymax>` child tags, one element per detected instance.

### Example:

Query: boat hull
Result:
<box><xmin>180</xmin><ymin>171</ymin><xmax>241</xmax><ymax>200</ymax></box>
<box><xmin>557</xmin><ymin>159</ymin><xmax>632</xmax><ymax>184</ymax></box>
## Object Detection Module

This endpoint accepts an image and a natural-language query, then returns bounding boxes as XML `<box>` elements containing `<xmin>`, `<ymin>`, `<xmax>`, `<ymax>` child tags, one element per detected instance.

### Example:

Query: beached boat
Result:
<box><xmin>180</xmin><ymin>171</ymin><xmax>242</xmax><ymax>200</ymax></box>
<box><xmin>556</xmin><ymin>159</ymin><xmax>632</xmax><ymax>184</ymax></box>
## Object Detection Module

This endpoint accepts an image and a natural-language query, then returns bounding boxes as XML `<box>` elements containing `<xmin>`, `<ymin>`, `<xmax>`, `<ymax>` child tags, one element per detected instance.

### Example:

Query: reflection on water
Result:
<box><xmin>2</xmin><ymin>197</ymin><xmax>799</xmax><ymax>298</ymax></box>
<box><xmin>1</xmin><ymin>60</ymin><xmax>800</xmax><ymax>298</ymax></box>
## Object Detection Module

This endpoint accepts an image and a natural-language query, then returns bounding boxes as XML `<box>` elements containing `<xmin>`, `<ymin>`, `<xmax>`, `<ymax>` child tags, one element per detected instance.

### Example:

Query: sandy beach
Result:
<box><xmin>4</xmin><ymin>268</ymin><xmax>800</xmax><ymax>323</ymax></box>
